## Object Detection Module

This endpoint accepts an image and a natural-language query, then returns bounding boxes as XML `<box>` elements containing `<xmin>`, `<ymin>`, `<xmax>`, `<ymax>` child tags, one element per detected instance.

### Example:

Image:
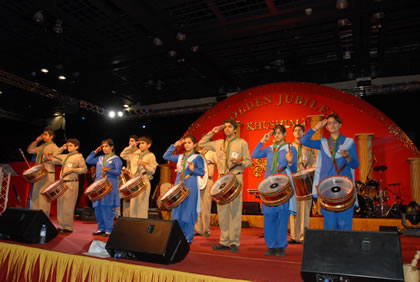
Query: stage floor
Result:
<box><xmin>1</xmin><ymin>217</ymin><xmax>419</xmax><ymax>281</ymax></box>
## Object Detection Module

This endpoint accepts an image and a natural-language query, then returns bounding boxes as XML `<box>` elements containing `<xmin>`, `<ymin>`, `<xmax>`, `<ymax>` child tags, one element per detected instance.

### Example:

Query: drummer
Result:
<box><xmin>163</xmin><ymin>135</ymin><xmax>205</xmax><ymax>244</ymax></box>
<box><xmin>119</xmin><ymin>135</ymin><xmax>138</xmax><ymax>217</ymax></box>
<box><xmin>27</xmin><ymin>128</ymin><xmax>59</xmax><ymax>216</ymax></box>
<box><xmin>86</xmin><ymin>139</ymin><xmax>122</xmax><ymax>237</ymax></box>
<box><xmin>300</xmin><ymin>114</ymin><xmax>359</xmax><ymax>230</ymax></box>
<box><xmin>289</xmin><ymin>124</ymin><xmax>314</xmax><ymax>244</ymax></box>
<box><xmin>252</xmin><ymin>124</ymin><xmax>297</xmax><ymax>257</ymax></box>
<box><xmin>47</xmin><ymin>139</ymin><xmax>87</xmax><ymax>233</ymax></box>
<box><xmin>198</xmin><ymin>120</ymin><xmax>252</xmax><ymax>253</ymax></box>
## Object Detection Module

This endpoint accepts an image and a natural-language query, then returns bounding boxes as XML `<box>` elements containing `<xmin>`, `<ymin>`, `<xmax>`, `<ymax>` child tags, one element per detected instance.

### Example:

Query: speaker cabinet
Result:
<box><xmin>106</xmin><ymin>217</ymin><xmax>189</xmax><ymax>264</ymax></box>
<box><xmin>301</xmin><ymin>229</ymin><xmax>404</xmax><ymax>281</ymax></box>
<box><xmin>0</xmin><ymin>208</ymin><xmax>58</xmax><ymax>244</ymax></box>
<box><xmin>242</xmin><ymin>202</ymin><xmax>261</xmax><ymax>215</ymax></box>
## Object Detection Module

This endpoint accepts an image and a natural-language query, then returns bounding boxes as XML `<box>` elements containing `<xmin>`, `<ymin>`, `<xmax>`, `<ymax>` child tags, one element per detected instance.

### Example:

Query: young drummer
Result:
<box><xmin>252</xmin><ymin>124</ymin><xmax>297</xmax><ymax>257</ymax></box>
<box><xmin>163</xmin><ymin>135</ymin><xmax>205</xmax><ymax>244</ymax></box>
<box><xmin>300</xmin><ymin>114</ymin><xmax>359</xmax><ymax>230</ymax></box>
<box><xmin>86</xmin><ymin>139</ymin><xmax>122</xmax><ymax>237</ymax></box>
<box><xmin>47</xmin><ymin>139</ymin><xmax>87</xmax><ymax>232</ymax></box>
<box><xmin>119</xmin><ymin>135</ymin><xmax>138</xmax><ymax>217</ymax></box>
<box><xmin>27</xmin><ymin>128</ymin><xmax>59</xmax><ymax>216</ymax></box>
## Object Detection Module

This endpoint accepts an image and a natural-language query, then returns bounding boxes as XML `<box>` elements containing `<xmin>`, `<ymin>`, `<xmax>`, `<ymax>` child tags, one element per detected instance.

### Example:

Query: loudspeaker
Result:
<box><xmin>0</xmin><ymin>208</ymin><xmax>58</xmax><ymax>244</ymax></box>
<box><xmin>301</xmin><ymin>229</ymin><xmax>404</xmax><ymax>281</ymax></box>
<box><xmin>242</xmin><ymin>202</ymin><xmax>261</xmax><ymax>215</ymax></box>
<box><xmin>106</xmin><ymin>217</ymin><xmax>189</xmax><ymax>264</ymax></box>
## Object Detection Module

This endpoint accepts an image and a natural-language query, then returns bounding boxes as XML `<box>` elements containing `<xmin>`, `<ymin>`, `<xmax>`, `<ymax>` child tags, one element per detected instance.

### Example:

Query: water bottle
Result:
<box><xmin>40</xmin><ymin>224</ymin><xmax>47</xmax><ymax>244</ymax></box>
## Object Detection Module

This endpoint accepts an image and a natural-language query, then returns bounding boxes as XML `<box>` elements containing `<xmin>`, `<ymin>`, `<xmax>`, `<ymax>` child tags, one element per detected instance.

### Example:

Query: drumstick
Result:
<box><xmin>18</xmin><ymin>148</ymin><xmax>31</xmax><ymax>168</ymax></box>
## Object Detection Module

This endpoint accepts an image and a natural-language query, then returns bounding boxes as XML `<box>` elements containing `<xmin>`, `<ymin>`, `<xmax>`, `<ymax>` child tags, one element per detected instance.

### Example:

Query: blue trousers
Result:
<box><xmin>94</xmin><ymin>206</ymin><xmax>115</xmax><ymax>233</ymax></box>
<box><xmin>176</xmin><ymin>220</ymin><xmax>195</xmax><ymax>243</ymax></box>
<box><xmin>322</xmin><ymin>206</ymin><xmax>354</xmax><ymax>230</ymax></box>
<box><xmin>264</xmin><ymin>208</ymin><xmax>289</xmax><ymax>249</ymax></box>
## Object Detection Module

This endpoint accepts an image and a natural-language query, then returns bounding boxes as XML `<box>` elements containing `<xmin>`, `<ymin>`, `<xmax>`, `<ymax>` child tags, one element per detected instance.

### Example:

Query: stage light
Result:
<box><xmin>168</xmin><ymin>50</ymin><xmax>177</xmax><ymax>57</ymax></box>
<box><xmin>123</xmin><ymin>104</ymin><xmax>129</xmax><ymax>108</ymax></box>
<box><xmin>82</xmin><ymin>116</ymin><xmax>86</xmax><ymax>120</ymax></box>
<box><xmin>153</xmin><ymin>38</ymin><xmax>163</xmax><ymax>46</ymax></box>
<box><xmin>336</xmin><ymin>0</ymin><xmax>348</xmax><ymax>9</ymax></box>
<box><xmin>52</xmin><ymin>19</ymin><xmax>63</xmax><ymax>34</ymax></box>
<box><xmin>0</xmin><ymin>90</ymin><xmax>3</xmax><ymax>94</ymax></box>
<box><xmin>117</xmin><ymin>111</ymin><xmax>123</xmax><ymax>117</ymax></box>
<box><xmin>32</xmin><ymin>10</ymin><xmax>44</xmax><ymax>24</ymax></box>
<box><xmin>142</xmin><ymin>125</ymin><xmax>146</xmax><ymax>129</ymax></box>
<box><xmin>176</xmin><ymin>32</ymin><xmax>186</xmax><ymax>41</ymax></box>
<box><xmin>109</xmin><ymin>111</ymin><xmax>116</xmax><ymax>118</ymax></box>
<box><xmin>58</xmin><ymin>75</ymin><xmax>66</xmax><ymax>80</ymax></box>
<box><xmin>41</xmin><ymin>68</ymin><xmax>49</xmax><ymax>73</ymax></box>
<box><xmin>305</xmin><ymin>8</ymin><xmax>312</xmax><ymax>16</ymax></box>
<box><xmin>191</xmin><ymin>46</ymin><xmax>199</xmax><ymax>52</ymax></box>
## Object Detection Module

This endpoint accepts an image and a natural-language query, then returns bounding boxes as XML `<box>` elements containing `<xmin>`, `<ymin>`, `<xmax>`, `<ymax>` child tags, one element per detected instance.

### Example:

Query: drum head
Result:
<box><xmin>23</xmin><ymin>164</ymin><xmax>44</xmax><ymax>175</ymax></box>
<box><xmin>162</xmin><ymin>183</ymin><xmax>182</xmax><ymax>200</ymax></box>
<box><xmin>43</xmin><ymin>180</ymin><xmax>61</xmax><ymax>192</ymax></box>
<box><xmin>86</xmin><ymin>177</ymin><xmax>107</xmax><ymax>193</ymax></box>
<box><xmin>318</xmin><ymin>176</ymin><xmax>353</xmax><ymax>198</ymax></box>
<box><xmin>211</xmin><ymin>174</ymin><xmax>233</xmax><ymax>195</ymax></box>
<box><xmin>119</xmin><ymin>176</ymin><xmax>142</xmax><ymax>190</ymax></box>
<box><xmin>258</xmin><ymin>174</ymin><xmax>289</xmax><ymax>194</ymax></box>
<box><xmin>293</xmin><ymin>167</ymin><xmax>315</xmax><ymax>178</ymax></box>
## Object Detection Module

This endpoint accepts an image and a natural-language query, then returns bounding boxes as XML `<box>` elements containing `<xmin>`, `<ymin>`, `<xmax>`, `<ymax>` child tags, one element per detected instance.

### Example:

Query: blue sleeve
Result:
<box><xmin>86</xmin><ymin>151</ymin><xmax>98</xmax><ymax>165</ymax></box>
<box><xmin>300</xmin><ymin>129</ymin><xmax>321</xmax><ymax>150</ymax></box>
<box><xmin>191</xmin><ymin>156</ymin><xmax>205</xmax><ymax>177</ymax></box>
<box><xmin>346</xmin><ymin>140</ymin><xmax>359</xmax><ymax>169</ymax></box>
<box><xmin>289</xmin><ymin>146</ymin><xmax>298</xmax><ymax>173</ymax></box>
<box><xmin>105</xmin><ymin>157</ymin><xmax>122</xmax><ymax>177</ymax></box>
<box><xmin>163</xmin><ymin>145</ymin><xmax>180</xmax><ymax>163</ymax></box>
<box><xmin>252</xmin><ymin>142</ymin><xmax>268</xmax><ymax>159</ymax></box>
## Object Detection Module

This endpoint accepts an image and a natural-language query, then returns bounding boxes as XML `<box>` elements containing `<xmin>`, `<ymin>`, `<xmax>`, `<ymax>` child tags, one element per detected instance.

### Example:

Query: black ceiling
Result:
<box><xmin>0</xmin><ymin>0</ymin><xmax>419</xmax><ymax>119</ymax></box>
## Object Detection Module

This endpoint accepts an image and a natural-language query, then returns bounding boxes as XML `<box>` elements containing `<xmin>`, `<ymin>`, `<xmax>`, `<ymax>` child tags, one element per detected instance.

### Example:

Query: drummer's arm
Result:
<box><xmin>252</xmin><ymin>142</ymin><xmax>267</xmax><ymax>159</ymax></box>
<box><xmin>86</xmin><ymin>151</ymin><xmax>99</xmax><ymax>165</ymax></box>
<box><xmin>163</xmin><ymin>145</ymin><xmax>179</xmax><ymax>163</ymax></box>
<box><xmin>289</xmin><ymin>146</ymin><xmax>298</xmax><ymax>173</ymax></box>
<box><xmin>143</xmin><ymin>154</ymin><xmax>157</xmax><ymax>175</ymax></box>
<box><xmin>300</xmin><ymin>129</ymin><xmax>321</xmax><ymax>150</ymax></box>
<box><xmin>345</xmin><ymin>140</ymin><xmax>359</xmax><ymax>169</ymax></box>
<box><xmin>105</xmin><ymin>158</ymin><xmax>122</xmax><ymax>177</ymax></box>
<box><xmin>198</xmin><ymin>132</ymin><xmax>217</xmax><ymax>152</ymax></box>
<box><xmin>73</xmin><ymin>156</ymin><xmax>88</xmax><ymax>175</ymax></box>
<box><xmin>190</xmin><ymin>157</ymin><xmax>205</xmax><ymax>177</ymax></box>
<box><xmin>239</xmin><ymin>141</ymin><xmax>252</xmax><ymax>169</ymax></box>
<box><xmin>27</xmin><ymin>140</ymin><xmax>41</xmax><ymax>154</ymax></box>
<box><xmin>120</xmin><ymin>146</ymin><xmax>134</xmax><ymax>160</ymax></box>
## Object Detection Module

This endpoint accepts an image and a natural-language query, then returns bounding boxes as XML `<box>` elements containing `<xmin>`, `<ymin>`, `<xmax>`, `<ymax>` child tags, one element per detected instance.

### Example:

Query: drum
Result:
<box><xmin>198</xmin><ymin>154</ymin><xmax>209</xmax><ymax>191</ymax></box>
<box><xmin>317</xmin><ymin>176</ymin><xmax>355</xmax><ymax>212</ymax></box>
<box><xmin>22</xmin><ymin>164</ymin><xmax>48</xmax><ymax>183</ymax></box>
<box><xmin>210</xmin><ymin>173</ymin><xmax>242</xmax><ymax>205</ymax></box>
<box><xmin>292</xmin><ymin>168</ymin><xmax>315</xmax><ymax>200</ymax></box>
<box><xmin>160</xmin><ymin>182</ymin><xmax>190</xmax><ymax>210</ymax></box>
<box><xmin>257</xmin><ymin>174</ymin><xmax>294</xmax><ymax>207</ymax></box>
<box><xmin>84</xmin><ymin>177</ymin><xmax>113</xmax><ymax>202</ymax></box>
<box><xmin>119</xmin><ymin>169</ymin><xmax>132</xmax><ymax>186</ymax></box>
<box><xmin>119</xmin><ymin>175</ymin><xmax>146</xmax><ymax>200</ymax></box>
<box><xmin>41</xmin><ymin>180</ymin><xmax>68</xmax><ymax>201</ymax></box>
<box><xmin>376</xmin><ymin>189</ymin><xmax>389</xmax><ymax>201</ymax></box>
<box><xmin>359</xmin><ymin>185</ymin><xmax>377</xmax><ymax>199</ymax></box>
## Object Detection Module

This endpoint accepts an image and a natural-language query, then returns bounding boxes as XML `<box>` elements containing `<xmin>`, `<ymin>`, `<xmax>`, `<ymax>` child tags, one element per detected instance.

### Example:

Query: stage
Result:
<box><xmin>0</xmin><ymin>216</ymin><xmax>419</xmax><ymax>281</ymax></box>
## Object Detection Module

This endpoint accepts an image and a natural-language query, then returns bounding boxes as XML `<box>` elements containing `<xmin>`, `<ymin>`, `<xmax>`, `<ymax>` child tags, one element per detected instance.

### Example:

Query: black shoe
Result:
<box><xmin>57</xmin><ymin>228</ymin><xmax>63</xmax><ymax>232</ymax></box>
<box><xmin>287</xmin><ymin>239</ymin><xmax>297</xmax><ymax>244</ymax></box>
<box><xmin>61</xmin><ymin>229</ymin><xmax>73</xmax><ymax>233</ymax></box>
<box><xmin>194</xmin><ymin>232</ymin><xmax>202</xmax><ymax>236</ymax></box>
<box><xmin>264</xmin><ymin>248</ymin><xmax>276</xmax><ymax>256</ymax></box>
<box><xmin>229</xmin><ymin>245</ymin><xmax>239</xmax><ymax>253</ymax></box>
<box><xmin>103</xmin><ymin>232</ymin><xmax>111</xmax><ymax>237</ymax></box>
<box><xmin>203</xmin><ymin>232</ymin><xmax>210</xmax><ymax>237</ymax></box>
<box><xmin>276</xmin><ymin>248</ymin><xmax>285</xmax><ymax>257</ymax></box>
<box><xmin>92</xmin><ymin>230</ymin><xmax>105</xmax><ymax>235</ymax></box>
<box><xmin>212</xmin><ymin>244</ymin><xmax>230</xmax><ymax>251</ymax></box>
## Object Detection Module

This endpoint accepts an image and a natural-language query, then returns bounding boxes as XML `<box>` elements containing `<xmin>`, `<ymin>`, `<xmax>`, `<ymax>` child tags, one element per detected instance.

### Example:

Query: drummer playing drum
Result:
<box><xmin>163</xmin><ymin>135</ymin><xmax>205</xmax><ymax>244</ymax></box>
<box><xmin>252</xmin><ymin>124</ymin><xmax>297</xmax><ymax>257</ymax></box>
<box><xmin>27</xmin><ymin>128</ymin><xmax>59</xmax><ymax>217</ymax></box>
<box><xmin>300</xmin><ymin>114</ymin><xmax>359</xmax><ymax>230</ymax></box>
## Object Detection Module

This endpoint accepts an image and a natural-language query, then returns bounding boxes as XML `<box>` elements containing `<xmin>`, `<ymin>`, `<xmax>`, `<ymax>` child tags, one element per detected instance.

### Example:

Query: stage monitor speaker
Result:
<box><xmin>242</xmin><ymin>202</ymin><xmax>261</xmax><ymax>215</ymax></box>
<box><xmin>0</xmin><ymin>208</ymin><xmax>58</xmax><ymax>244</ymax></box>
<box><xmin>301</xmin><ymin>229</ymin><xmax>404</xmax><ymax>281</ymax></box>
<box><xmin>106</xmin><ymin>217</ymin><xmax>189</xmax><ymax>264</ymax></box>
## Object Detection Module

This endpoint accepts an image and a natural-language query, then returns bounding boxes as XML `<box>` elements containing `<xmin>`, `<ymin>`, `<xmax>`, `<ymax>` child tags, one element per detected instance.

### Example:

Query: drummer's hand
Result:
<box><xmin>102</xmin><ymin>167</ymin><xmax>110</xmax><ymax>173</ymax></box>
<box><xmin>174</xmin><ymin>139</ymin><xmax>185</xmax><ymax>147</ymax></box>
<box><xmin>230</xmin><ymin>158</ymin><xmax>242</xmax><ymax>165</ymax></box>
<box><xmin>137</xmin><ymin>160</ymin><xmax>147</xmax><ymax>167</ymax></box>
<box><xmin>35</xmin><ymin>135</ymin><xmax>43</xmax><ymax>142</ymax></box>
<box><xmin>286</xmin><ymin>145</ymin><xmax>293</xmax><ymax>164</ymax></box>
<box><xmin>211</xmin><ymin>125</ymin><xmax>225</xmax><ymax>134</ymax></box>
<box><xmin>44</xmin><ymin>152</ymin><xmax>53</xmax><ymax>161</ymax></box>
<box><xmin>340</xmin><ymin>149</ymin><xmax>351</xmax><ymax>162</ymax></box>
<box><xmin>313</xmin><ymin>119</ymin><xmax>327</xmax><ymax>131</ymax></box>
<box><xmin>188</xmin><ymin>162</ymin><xmax>195</xmax><ymax>172</ymax></box>
<box><xmin>261</xmin><ymin>131</ymin><xmax>272</xmax><ymax>143</ymax></box>
<box><xmin>62</xmin><ymin>143</ymin><xmax>68</xmax><ymax>150</ymax></box>
<box><xmin>94</xmin><ymin>145</ymin><xmax>102</xmax><ymax>153</ymax></box>
<box><xmin>63</xmin><ymin>169</ymin><xmax>74</xmax><ymax>177</ymax></box>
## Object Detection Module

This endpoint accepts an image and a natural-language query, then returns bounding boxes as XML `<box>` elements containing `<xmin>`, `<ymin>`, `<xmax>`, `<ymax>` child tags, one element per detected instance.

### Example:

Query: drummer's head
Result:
<box><xmin>183</xmin><ymin>135</ymin><xmax>197</xmax><ymax>153</ymax></box>
<box><xmin>222</xmin><ymin>120</ymin><xmax>238</xmax><ymax>137</ymax></box>
<box><xmin>293</xmin><ymin>124</ymin><xmax>305</xmax><ymax>140</ymax></box>
<box><xmin>66</xmin><ymin>138</ymin><xmax>80</xmax><ymax>153</ymax></box>
<box><xmin>138</xmin><ymin>136</ymin><xmax>152</xmax><ymax>152</ymax></box>
<box><xmin>129</xmin><ymin>135</ymin><xmax>137</xmax><ymax>147</ymax></box>
<box><xmin>326</xmin><ymin>113</ymin><xmax>342</xmax><ymax>134</ymax></box>
<box><xmin>272</xmin><ymin>124</ymin><xmax>286</xmax><ymax>143</ymax></box>
<box><xmin>42</xmin><ymin>128</ymin><xmax>55</xmax><ymax>142</ymax></box>
<box><xmin>101</xmin><ymin>138</ymin><xmax>115</xmax><ymax>154</ymax></box>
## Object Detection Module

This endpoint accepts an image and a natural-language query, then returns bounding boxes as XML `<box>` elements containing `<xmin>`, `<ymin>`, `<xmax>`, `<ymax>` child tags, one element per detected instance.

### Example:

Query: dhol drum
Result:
<box><xmin>210</xmin><ymin>173</ymin><xmax>242</xmax><ymax>205</ymax></box>
<box><xmin>23</xmin><ymin>164</ymin><xmax>48</xmax><ymax>183</ymax></box>
<box><xmin>84</xmin><ymin>177</ymin><xmax>113</xmax><ymax>202</ymax></box>
<box><xmin>41</xmin><ymin>179</ymin><xmax>68</xmax><ymax>201</ymax></box>
<box><xmin>317</xmin><ymin>176</ymin><xmax>355</xmax><ymax>212</ymax></box>
<box><xmin>119</xmin><ymin>175</ymin><xmax>146</xmax><ymax>200</ymax></box>
<box><xmin>292</xmin><ymin>168</ymin><xmax>315</xmax><ymax>200</ymax></box>
<box><xmin>198</xmin><ymin>154</ymin><xmax>209</xmax><ymax>191</ymax></box>
<box><xmin>160</xmin><ymin>182</ymin><xmax>190</xmax><ymax>210</ymax></box>
<box><xmin>119</xmin><ymin>168</ymin><xmax>132</xmax><ymax>187</ymax></box>
<box><xmin>258</xmin><ymin>174</ymin><xmax>294</xmax><ymax>207</ymax></box>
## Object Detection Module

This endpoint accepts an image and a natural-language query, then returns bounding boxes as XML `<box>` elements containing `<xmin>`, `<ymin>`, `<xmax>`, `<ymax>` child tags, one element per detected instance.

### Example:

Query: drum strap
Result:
<box><xmin>36</xmin><ymin>142</ymin><xmax>53</xmax><ymax>164</ymax></box>
<box><xmin>61</xmin><ymin>152</ymin><xmax>78</xmax><ymax>176</ymax></box>
<box><xmin>328</xmin><ymin>139</ymin><xmax>347</xmax><ymax>175</ymax></box>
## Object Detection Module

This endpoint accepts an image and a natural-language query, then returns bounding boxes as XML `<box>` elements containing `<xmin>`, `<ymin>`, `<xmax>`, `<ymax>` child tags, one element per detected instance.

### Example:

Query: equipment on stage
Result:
<box><xmin>41</xmin><ymin>179</ymin><xmax>69</xmax><ymax>201</ymax></box>
<box><xmin>159</xmin><ymin>182</ymin><xmax>190</xmax><ymax>210</ymax></box>
<box><xmin>292</xmin><ymin>168</ymin><xmax>314</xmax><ymax>200</ymax></box>
<box><xmin>317</xmin><ymin>176</ymin><xmax>355</xmax><ymax>212</ymax></box>
<box><xmin>22</xmin><ymin>164</ymin><xmax>48</xmax><ymax>183</ymax></box>
<box><xmin>210</xmin><ymin>173</ymin><xmax>242</xmax><ymax>205</ymax></box>
<box><xmin>106</xmin><ymin>217</ymin><xmax>189</xmax><ymax>264</ymax></box>
<box><xmin>84</xmin><ymin>176</ymin><xmax>112</xmax><ymax>202</ymax></box>
<box><xmin>301</xmin><ymin>229</ymin><xmax>404</xmax><ymax>281</ymax></box>
<box><xmin>119</xmin><ymin>167</ymin><xmax>132</xmax><ymax>186</ymax></box>
<box><xmin>0</xmin><ymin>208</ymin><xmax>58</xmax><ymax>244</ymax></box>
<box><xmin>257</xmin><ymin>174</ymin><xmax>294</xmax><ymax>207</ymax></box>
<box><xmin>118</xmin><ymin>175</ymin><xmax>146</xmax><ymax>200</ymax></box>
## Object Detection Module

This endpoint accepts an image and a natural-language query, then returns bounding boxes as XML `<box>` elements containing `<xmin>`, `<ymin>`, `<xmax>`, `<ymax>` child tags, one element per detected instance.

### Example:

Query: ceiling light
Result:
<box><xmin>52</xmin><ymin>19</ymin><xmax>63</xmax><ymax>34</ymax></box>
<box><xmin>58</xmin><ymin>75</ymin><xmax>66</xmax><ymax>80</ymax></box>
<box><xmin>168</xmin><ymin>50</ymin><xmax>177</xmax><ymax>57</ymax></box>
<box><xmin>191</xmin><ymin>46</ymin><xmax>199</xmax><ymax>52</ymax></box>
<box><xmin>176</xmin><ymin>32</ymin><xmax>186</xmax><ymax>41</ymax></box>
<box><xmin>109</xmin><ymin>111</ymin><xmax>115</xmax><ymax>118</ymax></box>
<box><xmin>336</xmin><ymin>0</ymin><xmax>348</xmax><ymax>9</ymax></box>
<box><xmin>117</xmin><ymin>111</ymin><xmax>123</xmax><ymax>117</ymax></box>
<box><xmin>41</xmin><ymin>68</ymin><xmax>49</xmax><ymax>73</ymax></box>
<box><xmin>0</xmin><ymin>90</ymin><xmax>3</xmax><ymax>94</ymax></box>
<box><xmin>32</xmin><ymin>10</ymin><xmax>44</xmax><ymax>24</ymax></box>
<box><xmin>305</xmin><ymin>8</ymin><xmax>312</xmax><ymax>16</ymax></box>
<box><xmin>123</xmin><ymin>104</ymin><xmax>129</xmax><ymax>108</ymax></box>
<box><xmin>153</xmin><ymin>38</ymin><xmax>163</xmax><ymax>46</ymax></box>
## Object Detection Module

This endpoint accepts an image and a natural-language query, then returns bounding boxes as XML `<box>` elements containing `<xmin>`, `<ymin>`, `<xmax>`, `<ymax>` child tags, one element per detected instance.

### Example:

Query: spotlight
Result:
<box><xmin>117</xmin><ymin>111</ymin><xmax>123</xmax><ymax>117</ymax></box>
<box><xmin>153</xmin><ymin>38</ymin><xmax>163</xmax><ymax>46</ymax></box>
<box><xmin>0</xmin><ymin>90</ymin><xmax>3</xmax><ymax>94</ymax></box>
<box><xmin>142</xmin><ymin>125</ymin><xmax>146</xmax><ymax>129</ymax></box>
<box><xmin>176</xmin><ymin>32</ymin><xmax>186</xmax><ymax>41</ymax></box>
<box><xmin>41</xmin><ymin>68</ymin><xmax>49</xmax><ymax>73</ymax></box>
<box><xmin>82</xmin><ymin>116</ymin><xmax>86</xmax><ymax>120</ymax></box>
<box><xmin>191</xmin><ymin>46</ymin><xmax>199</xmax><ymax>52</ymax></box>
<box><xmin>58</xmin><ymin>75</ymin><xmax>66</xmax><ymax>80</ymax></box>
<box><xmin>32</xmin><ymin>10</ymin><xmax>44</xmax><ymax>24</ymax></box>
<box><xmin>336</xmin><ymin>0</ymin><xmax>348</xmax><ymax>9</ymax></box>
<box><xmin>168</xmin><ymin>50</ymin><xmax>177</xmax><ymax>57</ymax></box>
<box><xmin>109</xmin><ymin>111</ymin><xmax>115</xmax><ymax>118</ymax></box>
<box><xmin>305</xmin><ymin>8</ymin><xmax>312</xmax><ymax>16</ymax></box>
<box><xmin>123</xmin><ymin>104</ymin><xmax>129</xmax><ymax>108</ymax></box>
<box><xmin>52</xmin><ymin>19</ymin><xmax>63</xmax><ymax>34</ymax></box>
